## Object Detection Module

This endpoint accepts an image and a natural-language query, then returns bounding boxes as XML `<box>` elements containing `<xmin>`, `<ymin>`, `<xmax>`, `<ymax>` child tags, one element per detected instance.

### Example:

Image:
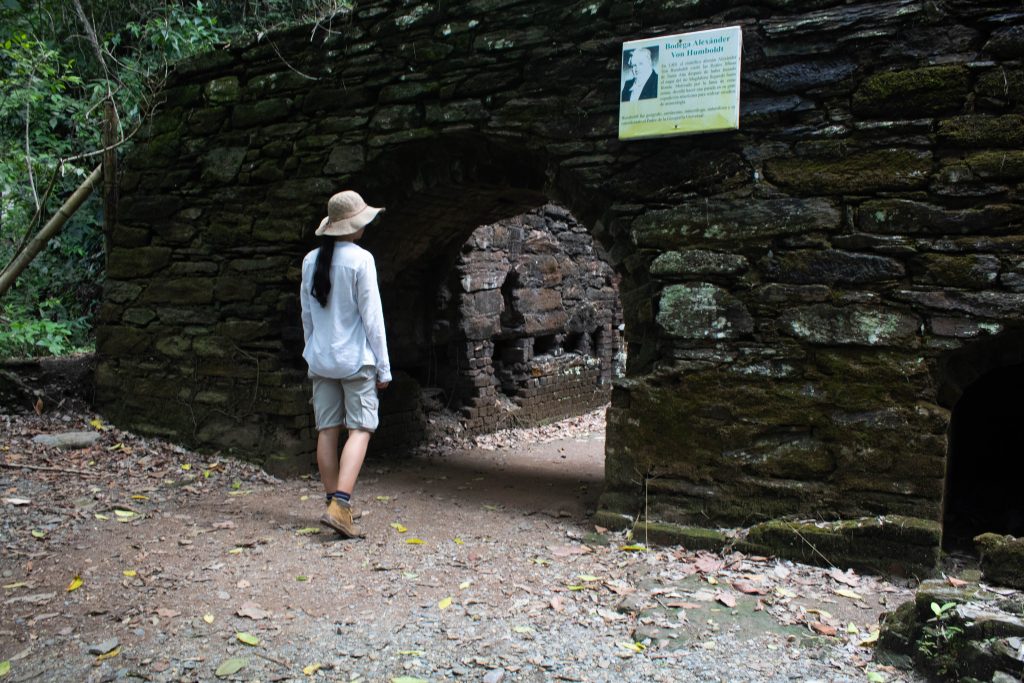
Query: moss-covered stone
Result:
<box><xmin>858</xmin><ymin>199</ymin><xmax>1024</xmax><ymax>235</ymax></box>
<box><xmin>201</xmin><ymin>147</ymin><xmax>248</xmax><ymax>184</ymax></box>
<box><xmin>938</xmin><ymin>115</ymin><xmax>1024</xmax><ymax>148</ymax></box>
<box><xmin>912</xmin><ymin>254</ymin><xmax>1000</xmax><ymax>289</ymax></box>
<box><xmin>779</xmin><ymin>305</ymin><xmax>920</xmax><ymax>346</ymax></box>
<box><xmin>106</xmin><ymin>246</ymin><xmax>172</xmax><ymax>280</ymax></box>
<box><xmin>631</xmin><ymin>521</ymin><xmax>730</xmax><ymax>550</ymax></box>
<box><xmin>203</xmin><ymin>76</ymin><xmax>240</xmax><ymax>103</ymax></box>
<box><xmin>154</xmin><ymin>335</ymin><xmax>192</xmax><ymax>358</ymax></box>
<box><xmin>764</xmin><ymin>149</ymin><xmax>933</xmax><ymax>194</ymax></box>
<box><xmin>977</xmin><ymin>67</ymin><xmax>1024</xmax><ymax>104</ymax></box>
<box><xmin>656</xmin><ymin>283</ymin><xmax>753</xmax><ymax>340</ymax></box>
<box><xmin>762</xmin><ymin>249</ymin><xmax>904</xmax><ymax>285</ymax></box>
<box><xmin>743</xmin><ymin>515</ymin><xmax>941</xmax><ymax>575</ymax></box>
<box><xmin>95</xmin><ymin>325</ymin><xmax>150</xmax><ymax>356</ymax></box>
<box><xmin>631</xmin><ymin>198</ymin><xmax>841</xmax><ymax>249</ymax></box>
<box><xmin>192</xmin><ymin>335</ymin><xmax>231</xmax><ymax>358</ymax></box>
<box><xmin>140</xmin><ymin>278</ymin><xmax>216</xmax><ymax>305</ymax></box>
<box><xmin>215</xmin><ymin>320</ymin><xmax>272</xmax><ymax>342</ymax></box>
<box><xmin>104</xmin><ymin>281</ymin><xmax>143</xmax><ymax>305</ymax></box>
<box><xmin>122</xmin><ymin>307</ymin><xmax>157</xmax><ymax>327</ymax></box>
<box><xmin>964</xmin><ymin>150</ymin><xmax>1024</xmax><ymax>180</ymax></box>
<box><xmin>975</xmin><ymin>533</ymin><xmax>1024</xmax><ymax>589</ymax></box>
<box><xmin>852</xmin><ymin>65</ymin><xmax>970</xmax><ymax>116</ymax></box>
<box><xmin>650</xmin><ymin>250</ymin><xmax>748</xmax><ymax>277</ymax></box>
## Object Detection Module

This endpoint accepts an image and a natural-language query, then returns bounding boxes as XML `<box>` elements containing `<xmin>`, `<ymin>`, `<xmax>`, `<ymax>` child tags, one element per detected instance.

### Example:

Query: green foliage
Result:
<box><xmin>0</xmin><ymin>0</ymin><xmax>351</xmax><ymax>360</ymax></box>
<box><xmin>0</xmin><ymin>299</ymin><xmax>89</xmax><ymax>358</ymax></box>
<box><xmin>917</xmin><ymin>600</ymin><xmax>966</xmax><ymax>678</ymax></box>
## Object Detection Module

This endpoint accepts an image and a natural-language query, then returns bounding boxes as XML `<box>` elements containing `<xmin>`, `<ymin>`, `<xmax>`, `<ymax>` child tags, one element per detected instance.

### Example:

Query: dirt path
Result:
<box><xmin>1</xmin><ymin>407</ymin><xmax>926</xmax><ymax>682</ymax></box>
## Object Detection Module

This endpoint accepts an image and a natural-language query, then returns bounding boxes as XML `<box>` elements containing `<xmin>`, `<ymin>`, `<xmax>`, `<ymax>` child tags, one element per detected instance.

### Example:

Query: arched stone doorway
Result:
<box><xmin>939</xmin><ymin>332</ymin><xmax>1024</xmax><ymax>550</ymax></box>
<box><xmin>94</xmin><ymin>0</ymin><xmax>1024</xmax><ymax>572</ymax></box>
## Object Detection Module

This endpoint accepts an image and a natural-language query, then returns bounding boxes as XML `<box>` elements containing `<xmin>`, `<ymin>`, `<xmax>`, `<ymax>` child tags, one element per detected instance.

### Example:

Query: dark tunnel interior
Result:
<box><xmin>943</xmin><ymin>362</ymin><xmax>1024</xmax><ymax>550</ymax></box>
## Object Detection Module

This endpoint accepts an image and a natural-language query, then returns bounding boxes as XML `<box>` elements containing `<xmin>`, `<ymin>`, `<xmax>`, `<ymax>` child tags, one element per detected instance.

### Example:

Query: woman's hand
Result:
<box><xmin>376</xmin><ymin>381</ymin><xmax>389</xmax><ymax>390</ymax></box>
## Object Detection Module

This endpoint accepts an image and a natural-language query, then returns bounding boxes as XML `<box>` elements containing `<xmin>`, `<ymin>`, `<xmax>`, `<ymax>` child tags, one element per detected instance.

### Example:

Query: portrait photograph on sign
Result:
<box><xmin>618</xmin><ymin>26</ymin><xmax>743</xmax><ymax>141</ymax></box>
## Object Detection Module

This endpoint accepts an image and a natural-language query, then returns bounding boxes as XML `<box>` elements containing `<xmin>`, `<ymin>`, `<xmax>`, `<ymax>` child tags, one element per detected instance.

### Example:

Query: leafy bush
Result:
<box><xmin>0</xmin><ymin>1</ymin><xmax>351</xmax><ymax>359</ymax></box>
<box><xmin>0</xmin><ymin>300</ymin><xmax>90</xmax><ymax>358</ymax></box>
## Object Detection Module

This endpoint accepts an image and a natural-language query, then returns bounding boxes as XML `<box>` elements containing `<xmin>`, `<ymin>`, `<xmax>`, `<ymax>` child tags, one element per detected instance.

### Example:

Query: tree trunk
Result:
<box><xmin>0</xmin><ymin>165</ymin><xmax>102</xmax><ymax>299</ymax></box>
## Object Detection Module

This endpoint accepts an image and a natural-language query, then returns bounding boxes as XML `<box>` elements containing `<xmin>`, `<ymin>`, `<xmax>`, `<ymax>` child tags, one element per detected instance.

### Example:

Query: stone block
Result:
<box><xmin>370</xmin><ymin>104</ymin><xmax>423</xmax><ymax>131</ymax></box>
<box><xmin>762</xmin><ymin>249</ymin><xmax>904</xmax><ymax>285</ymax></box>
<box><xmin>231</xmin><ymin>98</ymin><xmax>292</xmax><ymax>129</ymax></box>
<box><xmin>858</xmin><ymin>199</ymin><xmax>1024</xmax><ymax>235</ymax></box>
<box><xmin>122</xmin><ymin>308</ymin><xmax>156</xmax><ymax>326</ymax></box>
<box><xmin>324</xmin><ymin>145</ymin><xmax>366</xmax><ymax>175</ymax></box>
<box><xmin>425</xmin><ymin>100</ymin><xmax>487</xmax><ymax>125</ymax></box>
<box><xmin>938</xmin><ymin>115</ymin><xmax>1024</xmax><ymax>148</ymax></box>
<box><xmin>204</xmin><ymin>76</ymin><xmax>240</xmax><ymax>103</ymax></box>
<box><xmin>104</xmin><ymin>281</ymin><xmax>143</xmax><ymax>305</ymax></box>
<box><xmin>513</xmin><ymin>256</ymin><xmax>562</xmax><ymax>288</ymax></box>
<box><xmin>891</xmin><ymin>289</ymin><xmax>1024</xmax><ymax>317</ymax></box>
<box><xmin>779</xmin><ymin>305</ymin><xmax>920</xmax><ymax>346</ymax></box>
<box><xmin>657</xmin><ymin>283</ymin><xmax>753</xmax><ymax>340</ymax></box>
<box><xmin>512</xmin><ymin>288</ymin><xmax>562</xmax><ymax>314</ymax></box>
<box><xmin>977</xmin><ymin>67</ymin><xmax>1024</xmax><ymax>105</ymax></box>
<box><xmin>140</xmin><ymin>278</ymin><xmax>215</xmax><ymax>305</ymax></box>
<box><xmin>765</xmin><ymin>149</ymin><xmax>932</xmax><ymax>194</ymax></box>
<box><xmin>975</xmin><ymin>533</ymin><xmax>1024</xmax><ymax>589</ymax></box>
<box><xmin>96</xmin><ymin>326</ymin><xmax>150</xmax><ymax>356</ymax></box>
<box><xmin>106</xmin><ymin>246</ymin><xmax>172</xmax><ymax>280</ymax></box>
<box><xmin>216</xmin><ymin>320</ymin><xmax>273</xmax><ymax>342</ymax></box>
<box><xmin>650</xmin><ymin>250</ymin><xmax>748</xmax><ymax>277</ymax></box>
<box><xmin>852</xmin><ymin>65</ymin><xmax>970</xmax><ymax>116</ymax></box>
<box><xmin>965</xmin><ymin>150</ymin><xmax>1024</xmax><ymax>180</ymax></box>
<box><xmin>911</xmin><ymin>254</ymin><xmax>1000</xmax><ymax>289</ymax></box>
<box><xmin>632</xmin><ymin>198</ymin><xmax>840</xmax><ymax>249</ymax></box>
<box><xmin>201</xmin><ymin>147</ymin><xmax>248</xmax><ymax>184</ymax></box>
<box><xmin>744</xmin><ymin>58</ymin><xmax>858</xmax><ymax>94</ymax></box>
<box><xmin>985</xmin><ymin>25</ymin><xmax>1024</xmax><ymax>59</ymax></box>
<box><xmin>154</xmin><ymin>335</ymin><xmax>192</xmax><ymax>358</ymax></box>
<box><xmin>110</xmin><ymin>225</ymin><xmax>150</xmax><ymax>248</ymax></box>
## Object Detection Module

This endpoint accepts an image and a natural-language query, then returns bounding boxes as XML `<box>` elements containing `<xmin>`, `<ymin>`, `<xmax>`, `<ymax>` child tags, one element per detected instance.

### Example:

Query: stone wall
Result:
<box><xmin>96</xmin><ymin>0</ymin><xmax>1024</xmax><ymax>568</ymax></box>
<box><xmin>428</xmin><ymin>205</ymin><xmax>622</xmax><ymax>432</ymax></box>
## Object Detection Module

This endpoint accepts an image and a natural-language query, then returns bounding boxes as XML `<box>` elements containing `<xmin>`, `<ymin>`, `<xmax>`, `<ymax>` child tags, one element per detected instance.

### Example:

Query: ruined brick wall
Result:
<box><xmin>97</xmin><ymin>0</ymin><xmax>1024</xmax><ymax>567</ymax></box>
<box><xmin>429</xmin><ymin>205</ymin><xmax>622</xmax><ymax>431</ymax></box>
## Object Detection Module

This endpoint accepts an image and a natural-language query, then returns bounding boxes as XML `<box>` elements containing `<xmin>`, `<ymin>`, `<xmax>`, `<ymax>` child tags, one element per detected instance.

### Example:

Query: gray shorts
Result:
<box><xmin>310</xmin><ymin>366</ymin><xmax>379</xmax><ymax>432</ymax></box>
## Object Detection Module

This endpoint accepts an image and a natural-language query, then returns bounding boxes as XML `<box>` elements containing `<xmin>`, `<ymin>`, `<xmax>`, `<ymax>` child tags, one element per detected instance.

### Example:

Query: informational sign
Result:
<box><xmin>618</xmin><ymin>26</ymin><xmax>742</xmax><ymax>141</ymax></box>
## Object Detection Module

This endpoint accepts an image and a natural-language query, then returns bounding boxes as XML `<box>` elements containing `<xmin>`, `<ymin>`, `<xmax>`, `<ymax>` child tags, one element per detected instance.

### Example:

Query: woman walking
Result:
<box><xmin>300</xmin><ymin>190</ymin><xmax>390</xmax><ymax>538</ymax></box>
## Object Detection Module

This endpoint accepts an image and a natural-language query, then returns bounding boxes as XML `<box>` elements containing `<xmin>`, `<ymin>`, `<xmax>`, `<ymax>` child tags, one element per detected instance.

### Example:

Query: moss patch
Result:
<box><xmin>764</xmin><ymin>149</ymin><xmax>932</xmax><ymax>194</ymax></box>
<box><xmin>852</xmin><ymin>65</ymin><xmax>970</xmax><ymax>116</ymax></box>
<box><xmin>975</xmin><ymin>533</ymin><xmax>1024</xmax><ymax>589</ymax></box>
<box><xmin>938</xmin><ymin>115</ymin><xmax>1024</xmax><ymax>148</ymax></box>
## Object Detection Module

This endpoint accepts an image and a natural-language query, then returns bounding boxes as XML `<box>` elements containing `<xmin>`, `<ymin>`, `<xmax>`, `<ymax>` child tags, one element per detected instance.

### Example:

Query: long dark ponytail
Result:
<box><xmin>311</xmin><ymin>235</ymin><xmax>335</xmax><ymax>307</ymax></box>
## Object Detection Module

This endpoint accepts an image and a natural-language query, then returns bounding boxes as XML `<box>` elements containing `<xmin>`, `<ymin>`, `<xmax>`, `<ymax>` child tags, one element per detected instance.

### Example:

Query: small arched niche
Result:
<box><xmin>939</xmin><ymin>331</ymin><xmax>1024</xmax><ymax>549</ymax></box>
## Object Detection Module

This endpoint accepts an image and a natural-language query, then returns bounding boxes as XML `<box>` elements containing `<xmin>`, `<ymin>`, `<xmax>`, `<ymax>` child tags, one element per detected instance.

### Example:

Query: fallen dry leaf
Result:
<box><xmin>732</xmin><ymin>579</ymin><xmax>769</xmax><ymax>595</ymax></box>
<box><xmin>237</xmin><ymin>602</ymin><xmax>270</xmax><ymax>620</ymax></box>
<box><xmin>810</xmin><ymin>621</ymin><xmax>837</xmax><ymax>637</ymax></box>
<box><xmin>695</xmin><ymin>555</ymin><xmax>723</xmax><ymax>574</ymax></box>
<box><xmin>715</xmin><ymin>590</ymin><xmax>736</xmax><ymax>608</ymax></box>
<box><xmin>828</xmin><ymin>568</ymin><xmax>860</xmax><ymax>587</ymax></box>
<box><xmin>946</xmin><ymin>576</ymin><xmax>968</xmax><ymax>588</ymax></box>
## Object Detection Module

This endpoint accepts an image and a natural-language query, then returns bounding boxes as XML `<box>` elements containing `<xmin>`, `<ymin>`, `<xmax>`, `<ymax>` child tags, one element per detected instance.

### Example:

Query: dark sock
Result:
<box><xmin>332</xmin><ymin>490</ymin><xmax>352</xmax><ymax>505</ymax></box>
<box><xmin>325</xmin><ymin>492</ymin><xmax>333</xmax><ymax>504</ymax></box>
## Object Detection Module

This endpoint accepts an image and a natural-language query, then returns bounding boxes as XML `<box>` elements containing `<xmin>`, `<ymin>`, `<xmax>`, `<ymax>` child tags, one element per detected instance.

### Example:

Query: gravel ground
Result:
<box><xmin>1</xmin><ymin>405</ymin><xmax>929</xmax><ymax>683</ymax></box>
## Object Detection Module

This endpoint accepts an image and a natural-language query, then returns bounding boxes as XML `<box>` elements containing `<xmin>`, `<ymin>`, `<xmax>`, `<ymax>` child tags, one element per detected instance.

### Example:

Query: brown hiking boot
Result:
<box><xmin>320</xmin><ymin>499</ymin><xmax>364</xmax><ymax>538</ymax></box>
<box><xmin>324</xmin><ymin>498</ymin><xmax>363</xmax><ymax>519</ymax></box>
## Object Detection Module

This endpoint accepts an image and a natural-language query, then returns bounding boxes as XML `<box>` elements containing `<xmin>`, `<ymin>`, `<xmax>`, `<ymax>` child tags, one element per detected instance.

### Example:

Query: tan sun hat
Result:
<box><xmin>315</xmin><ymin>190</ymin><xmax>384</xmax><ymax>236</ymax></box>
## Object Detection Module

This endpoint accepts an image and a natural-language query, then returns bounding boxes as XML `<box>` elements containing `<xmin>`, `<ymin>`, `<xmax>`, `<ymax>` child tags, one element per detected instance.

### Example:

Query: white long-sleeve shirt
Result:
<box><xmin>300</xmin><ymin>241</ymin><xmax>392</xmax><ymax>383</ymax></box>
